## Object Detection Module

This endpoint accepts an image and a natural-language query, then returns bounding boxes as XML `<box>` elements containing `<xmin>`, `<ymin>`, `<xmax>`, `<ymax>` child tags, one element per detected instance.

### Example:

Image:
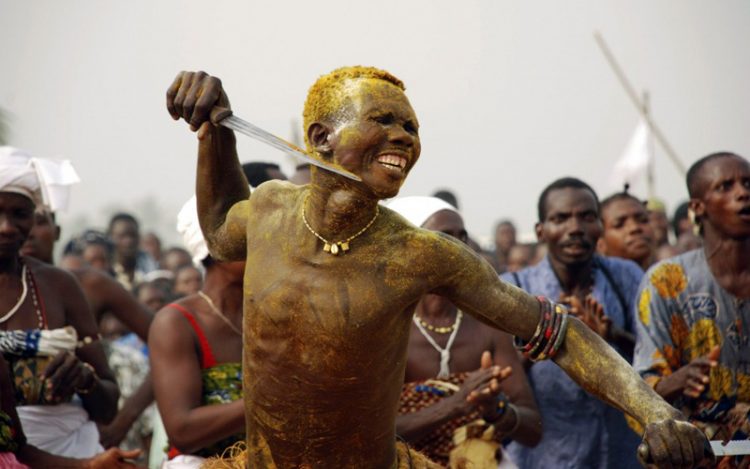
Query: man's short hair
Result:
<box><xmin>686</xmin><ymin>152</ymin><xmax>741</xmax><ymax>198</ymax></box>
<box><xmin>242</xmin><ymin>162</ymin><xmax>281</xmax><ymax>187</ymax></box>
<box><xmin>600</xmin><ymin>185</ymin><xmax>644</xmax><ymax>216</ymax></box>
<box><xmin>107</xmin><ymin>212</ymin><xmax>139</xmax><ymax>234</ymax></box>
<box><xmin>537</xmin><ymin>177</ymin><xmax>599</xmax><ymax>222</ymax></box>
<box><xmin>432</xmin><ymin>189</ymin><xmax>459</xmax><ymax>209</ymax></box>
<box><xmin>302</xmin><ymin>66</ymin><xmax>405</xmax><ymax>152</ymax></box>
<box><xmin>495</xmin><ymin>219</ymin><xmax>515</xmax><ymax>231</ymax></box>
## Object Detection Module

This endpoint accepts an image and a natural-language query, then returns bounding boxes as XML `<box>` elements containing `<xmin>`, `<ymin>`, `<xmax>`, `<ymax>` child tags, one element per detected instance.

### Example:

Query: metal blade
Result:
<box><xmin>710</xmin><ymin>440</ymin><xmax>750</xmax><ymax>456</ymax></box>
<box><xmin>219</xmin><ymin>115</ymin><xmax>361</xmax><ymax>182</ymax></box>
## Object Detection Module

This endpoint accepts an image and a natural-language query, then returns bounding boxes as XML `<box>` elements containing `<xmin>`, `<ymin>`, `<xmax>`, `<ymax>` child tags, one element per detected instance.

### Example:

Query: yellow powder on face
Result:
<box><xmin>302</xmin><ymin>66</ymin><xmax>405</xmax><ymax>152</ymax></box>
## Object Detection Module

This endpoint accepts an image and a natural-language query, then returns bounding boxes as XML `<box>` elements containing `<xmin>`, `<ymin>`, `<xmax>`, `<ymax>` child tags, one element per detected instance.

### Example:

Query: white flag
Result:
<box><xmin>609</xmin><ymin>120</ymin><xmax>653</xmax><ymax>189</ymax></box>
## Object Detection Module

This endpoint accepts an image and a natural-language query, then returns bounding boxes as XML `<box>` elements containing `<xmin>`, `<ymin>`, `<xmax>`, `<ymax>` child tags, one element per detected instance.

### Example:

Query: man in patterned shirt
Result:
<box><xmin>634</xmin><ymin>152</ymin><xmax>750</xmax><ymax>466</ymax></box>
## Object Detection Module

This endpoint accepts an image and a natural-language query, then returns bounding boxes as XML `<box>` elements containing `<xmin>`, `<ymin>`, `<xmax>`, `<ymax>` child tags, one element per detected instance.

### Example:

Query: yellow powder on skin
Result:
<box><xmin>302</xmin><ymin>66</ymin><xmax>405</xmax><ymax>152</ymax></box>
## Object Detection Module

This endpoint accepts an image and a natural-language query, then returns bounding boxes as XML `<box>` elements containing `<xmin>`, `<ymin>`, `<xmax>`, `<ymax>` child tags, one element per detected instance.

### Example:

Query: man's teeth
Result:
<box><xmin>377</xmin><ymin>155</ymin><xmax>406</xmax><ymax>169</ymax></box>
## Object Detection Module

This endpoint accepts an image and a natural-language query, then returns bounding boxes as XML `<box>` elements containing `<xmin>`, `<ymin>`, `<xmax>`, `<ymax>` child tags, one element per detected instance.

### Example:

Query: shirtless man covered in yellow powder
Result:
<box><xmin>166</xmin><ymin>67</ymin><xmax>710</xmax><ymax>468</ymax></box>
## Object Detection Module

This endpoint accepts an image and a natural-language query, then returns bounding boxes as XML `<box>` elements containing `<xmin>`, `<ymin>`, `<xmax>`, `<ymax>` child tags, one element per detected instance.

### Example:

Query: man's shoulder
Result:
<box><xmin>379</xmin><ymin>205</ymin><xmax>437</xmax><ymax>243</ymax></box>
<box><xmin>250</xmin><ymin>180</ymin><xmax>303</xmax><ymax>206</ymax></box>
<box><xmin>643</xmin><ymin>249</ymin><xmax>702</xmax><ymax>280</ymax></box>
<box><xmin>24</xmin><ymin>256</ymin><xmax>78</xmax><ymax>284</ymax></box>
<box><xmin>597</xmin><ymin>255</ymin><xmax>644</xmax><ymax>281</ymax></box>
<box><xmin>500</xmin><ymin>262</ymin><xmax>546</xmax><ymax>286</ymax></box>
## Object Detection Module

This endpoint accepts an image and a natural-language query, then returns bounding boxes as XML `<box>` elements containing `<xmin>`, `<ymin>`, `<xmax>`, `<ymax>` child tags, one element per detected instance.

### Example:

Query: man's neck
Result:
<box><xmin>703</xmin><ymin>229</ymin><xmax>750</xmax><ymax>281</ymax></box>
<box><xmin>415</xmin><ymin>295</ymin><xmax>457</xmax><ymax>321</ymax></box>
<box><xmin>202</xmin><ymin>268</ymin><xmax>244</xmax><ymax>319</ymax></box>
<box><xmin>115</xmin><ymin>254</ymin><xmax>136</xmax><ymax>272</ymax></box>
<box><xmin>306</xmin><ymin>177</ymin><xmax>379</xmax><ymax>241</ymax></box>
<box><xmin>0</xmin><ymin>255</ymin><xmax>22</xmax><ymax>275</ymax></box>
<box><xmin>548</xmin><ymin>255</ymin><xmax>595</xmax><ymax>294</ymax></box>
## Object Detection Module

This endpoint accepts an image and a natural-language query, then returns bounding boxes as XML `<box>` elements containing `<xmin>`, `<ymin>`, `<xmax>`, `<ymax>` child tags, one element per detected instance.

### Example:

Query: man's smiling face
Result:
<box><xmin>327</xmin><ymin>78</ymin><xmax>421</xmax><ymax>199</ymax></box>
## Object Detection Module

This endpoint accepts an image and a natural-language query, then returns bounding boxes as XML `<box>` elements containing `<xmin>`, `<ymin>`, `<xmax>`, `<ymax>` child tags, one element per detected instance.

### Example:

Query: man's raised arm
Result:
<box><xmin>435</xmin><ymin>240</ymin><xmax>710</xmax><ymax>468</ymax></box>
<box><xmin>167</xmin><ymin>71</ymin><xmax>250</xmax><ymax>261</ymax></box>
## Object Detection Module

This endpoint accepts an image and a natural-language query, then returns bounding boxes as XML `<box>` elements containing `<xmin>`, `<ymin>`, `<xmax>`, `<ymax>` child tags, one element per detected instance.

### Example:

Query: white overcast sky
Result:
<box><xmin>1</xmin><ymin>0</ymin><xmax>748</xmax><ymax>246</ymax></box>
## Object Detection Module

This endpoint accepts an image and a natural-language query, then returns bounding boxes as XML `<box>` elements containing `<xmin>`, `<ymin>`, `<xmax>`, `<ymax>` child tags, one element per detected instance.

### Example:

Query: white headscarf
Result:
<box><xmin>176</xmin><ymin>195</ymin><xmax>210</xmax><ymax>266</ymax></box>
<box><xmin>0</xmin><ymin>146</ymin><xmax>80</xmax><ymax>211</ymax></box>
<box><xmin>386</xmin><ymin>196</ymin><xmax>460</xmax><ymax>228</ymax></box>
<box><xmin>176</xmin><ymin>188</ymin><xmax>252</xmax><ymax>266</ymax></box>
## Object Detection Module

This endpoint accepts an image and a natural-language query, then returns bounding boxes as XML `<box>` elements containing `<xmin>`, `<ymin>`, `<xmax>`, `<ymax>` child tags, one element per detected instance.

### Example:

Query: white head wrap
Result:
<box><xmin>176</xmin><ymin>195</ymin><xmax>210</xmax><ymax>266</ymax></box>
<box><xmin>0</xmin><ymin>146</ymin><xmax>80</xmax><ymax>211</ymax></box>
<box><xmin>386</xmin><ymin>196</ymin><xmax>460</xmax><ymax>228</ymax></box>
<box><xmin>176</xmin><ymin>187</ymin><xmax>253</xmax><ymax>266</ymax></box>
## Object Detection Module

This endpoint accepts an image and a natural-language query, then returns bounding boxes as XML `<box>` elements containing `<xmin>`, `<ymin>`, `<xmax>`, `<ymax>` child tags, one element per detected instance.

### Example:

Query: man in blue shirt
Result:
<box><xmin>504</xmin><ymin>177</ymin><xmax>643</xmax><ymax>468</ymax></box>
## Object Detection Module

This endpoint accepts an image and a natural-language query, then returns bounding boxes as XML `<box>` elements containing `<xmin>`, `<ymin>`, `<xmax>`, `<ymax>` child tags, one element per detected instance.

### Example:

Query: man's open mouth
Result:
<box><xmin>377</xmin><ymin>154</ymin><xmax>407</xmax><ymax>172</ymax></box>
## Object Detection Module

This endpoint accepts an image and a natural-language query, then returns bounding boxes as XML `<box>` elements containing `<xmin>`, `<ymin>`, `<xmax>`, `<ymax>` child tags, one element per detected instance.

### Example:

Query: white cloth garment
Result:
<box><xmin>0</xmin><ymin>146</ymin><xmax>80</xmax><ymax>211</ymax></box>
<box><xmin>160</xmin><ymin>455</ymin><xmax>206</xmax><ymax>469</ymax></box>
<box><xmin>176</xmin><ymin>195</ymin><xmax>210</xmax><ymax>266</ymax></box>
<box><xmin>386</xmin><ymin>196</ymin><xmax>459</xmax><ymax>228</ymax></box>
<box><xmin>177</xmin><ymin>187</ymin><xmax>252</xmax><ymax>266</ymax></box>
<box><xmin>16</xmin><ymin>402</ymin><xmax>103</xmax><ymax>458</ymax></box>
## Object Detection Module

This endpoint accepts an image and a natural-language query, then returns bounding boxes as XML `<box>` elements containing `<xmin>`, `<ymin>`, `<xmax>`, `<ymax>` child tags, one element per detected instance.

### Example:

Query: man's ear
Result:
<box><xmin>689</xmin><ymin>198</ymin><xmax>705</xmax><ymax>221</ymax></box>
<box><xmin>535</xmin><ymin>222</ymin><xmax>544</xmax><ymax>242</ymax></box>
<box><xmin>54</xmin><ymin>225</ymin><xmax>61</xmax><ymax>242</ymax></box>
<box><xmin>307</xmin><ymin>122</ymin><xmax>334</xmax><ymax>156</ymax></box>
<box><xmin>688</xmin><ymin>198</ymin><xmax>705</xmax><ymax>229</ymax></box>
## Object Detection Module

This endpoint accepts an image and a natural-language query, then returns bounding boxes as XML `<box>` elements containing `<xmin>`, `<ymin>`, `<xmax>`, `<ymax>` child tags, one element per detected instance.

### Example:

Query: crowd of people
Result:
<box><xmin>0</xmin><ymin>64</ymin><xmax>747</xmax><ymax>468</ymax></box>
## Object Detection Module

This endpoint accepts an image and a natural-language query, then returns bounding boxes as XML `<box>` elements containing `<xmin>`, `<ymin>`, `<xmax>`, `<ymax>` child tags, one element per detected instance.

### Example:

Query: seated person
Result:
<box><xmin>149</xmin><ymin>196</ymin><xmax>245</xmax><ymax>468</ymax></box>
<box><xmin>390</xmin><ymin>196</ymin><xmax>541</xmax><ymax>468</ymax></box>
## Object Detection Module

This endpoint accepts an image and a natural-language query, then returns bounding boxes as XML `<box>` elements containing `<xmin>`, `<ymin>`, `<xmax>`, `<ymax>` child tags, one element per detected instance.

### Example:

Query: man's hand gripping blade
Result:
<box><xmin>210</xmin><ymin>107</ymin><xmax>362</xmax><ymax>182</ymax></box>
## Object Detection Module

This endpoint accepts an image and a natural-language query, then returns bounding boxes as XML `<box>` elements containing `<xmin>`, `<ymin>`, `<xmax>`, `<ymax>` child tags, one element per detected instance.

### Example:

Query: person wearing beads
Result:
<box><xmin>598</xmin><ymin>185</ymin><xmax>657</xmax><ymax>270</ymax></box>
<box><xmin>21</xmin><ymin>200</ymin><xmax>156</xmax><ymax>458</ymax></box>
<box><xmin>167</xmin><ymin>67</ymin><xmax>709</xmax><ymax>468</ymax></box>
<box><xmin>147</xmin><ymin>194</ymin><xmax>245</xmax><ymax>468</ymax></box>
<box><xmin>503</xmin><ymin>177</ymin><xmax>645</xmax><ymax>468</ymax></box>
<box><xmin>0</xmin><ymin>147</ymin><xmax>120</xmax><ymax>457</ymax></box>
<box><xmin>389</xmin><ymin>196</ymin><xmax>541</xmax><ymax>468</ymax></box>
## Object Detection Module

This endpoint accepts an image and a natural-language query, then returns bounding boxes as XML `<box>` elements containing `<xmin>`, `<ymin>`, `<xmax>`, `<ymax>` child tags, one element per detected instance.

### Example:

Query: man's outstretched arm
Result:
<box><xmin>167</xmin><ymin>71</ymin><xmax>250</xmax><ymax>261</ymax></box>
<box><xmin>434</xmin><ymin>238</ymin><xmax>709</xmax><ymax>468</ymax></box>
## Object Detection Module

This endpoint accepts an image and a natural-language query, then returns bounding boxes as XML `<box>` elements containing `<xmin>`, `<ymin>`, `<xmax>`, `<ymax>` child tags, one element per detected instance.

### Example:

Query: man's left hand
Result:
<box><xmin>638</xmin><ymin>418</ymin><xmax>712</xmax><ymax>468</ymax></box>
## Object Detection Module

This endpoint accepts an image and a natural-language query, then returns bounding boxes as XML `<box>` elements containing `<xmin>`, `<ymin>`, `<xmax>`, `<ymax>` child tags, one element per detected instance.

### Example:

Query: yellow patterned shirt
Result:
<box><xmin>634</xmin><ymin>249</ymin><xmax>750</xmax><ymax>440</ymax></box>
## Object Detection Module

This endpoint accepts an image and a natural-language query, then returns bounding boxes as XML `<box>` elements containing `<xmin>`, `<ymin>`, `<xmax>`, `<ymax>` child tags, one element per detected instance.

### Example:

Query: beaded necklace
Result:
<box><xmin>301</xmin><ymin>194</ymin><xmax>379</xmax><ymax>256</ymax></box>
<box><xmin>0</xmin><ymin>262</ymin><xmax>43</xmax><ymax>329</ymax></box>
<box><xmin>412</xmin><ymin>311</ymin><xmax>463</xmax><ymax>379</ymax></box>
<box><xmin>0</xmin><ymin>264</ymin><xmax>28</xmax><ymax>323</ymax></box>
<box><xmin>414</xmin><ymin>310</ymin><xmax>463</xmax><ymax>334</ymax></box>
<box><xmin>198</xmin><ymin>291</ymin><xmax>242</xmax><ymax>336</ymax></box>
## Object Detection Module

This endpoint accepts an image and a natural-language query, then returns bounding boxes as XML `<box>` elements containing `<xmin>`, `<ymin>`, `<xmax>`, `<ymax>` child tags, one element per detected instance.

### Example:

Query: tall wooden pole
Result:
<box><xmin>594</xmin><ymin>31</ymin><xmax>686</xmax><ymax>175</ymax></box>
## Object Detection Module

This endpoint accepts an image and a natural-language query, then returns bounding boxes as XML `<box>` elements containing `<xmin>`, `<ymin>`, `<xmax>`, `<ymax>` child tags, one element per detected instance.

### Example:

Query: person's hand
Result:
<box><xmin>637</xmin><ymin>418</ymin><xmax>713</xmax><ymax>468</ymax></box>
<box><xmin>84</xmin><ymin>447</ymin><xmax>143</xmax><ymax>469</ymax></box>
<box><xmin>98</xmin><ymin>418</ymin><xmax>129</xmax><ymax>448</ymax></box>
<box><xmin>43</xmin><ymin>351</ymin><xmax>97</xmax><ymax>403</ymax></box>
<box><xmin>449</xmin><ymin>351</ymin><xmax>511</xmax><ymax>418</ymax></box>
<box><xmin>564</xmin><ymin>294</ymin><xmax>611</xmax><ymax>340</ymax></box>
<box><xmin>166</xmin><ymin>71</ymin><xmax>232</xmax><ymax>136</ymax></box>
<box><xmin>655</xmin><ymin>346</ymin><xmax>720</xmax><ymax>400</ymax></box>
